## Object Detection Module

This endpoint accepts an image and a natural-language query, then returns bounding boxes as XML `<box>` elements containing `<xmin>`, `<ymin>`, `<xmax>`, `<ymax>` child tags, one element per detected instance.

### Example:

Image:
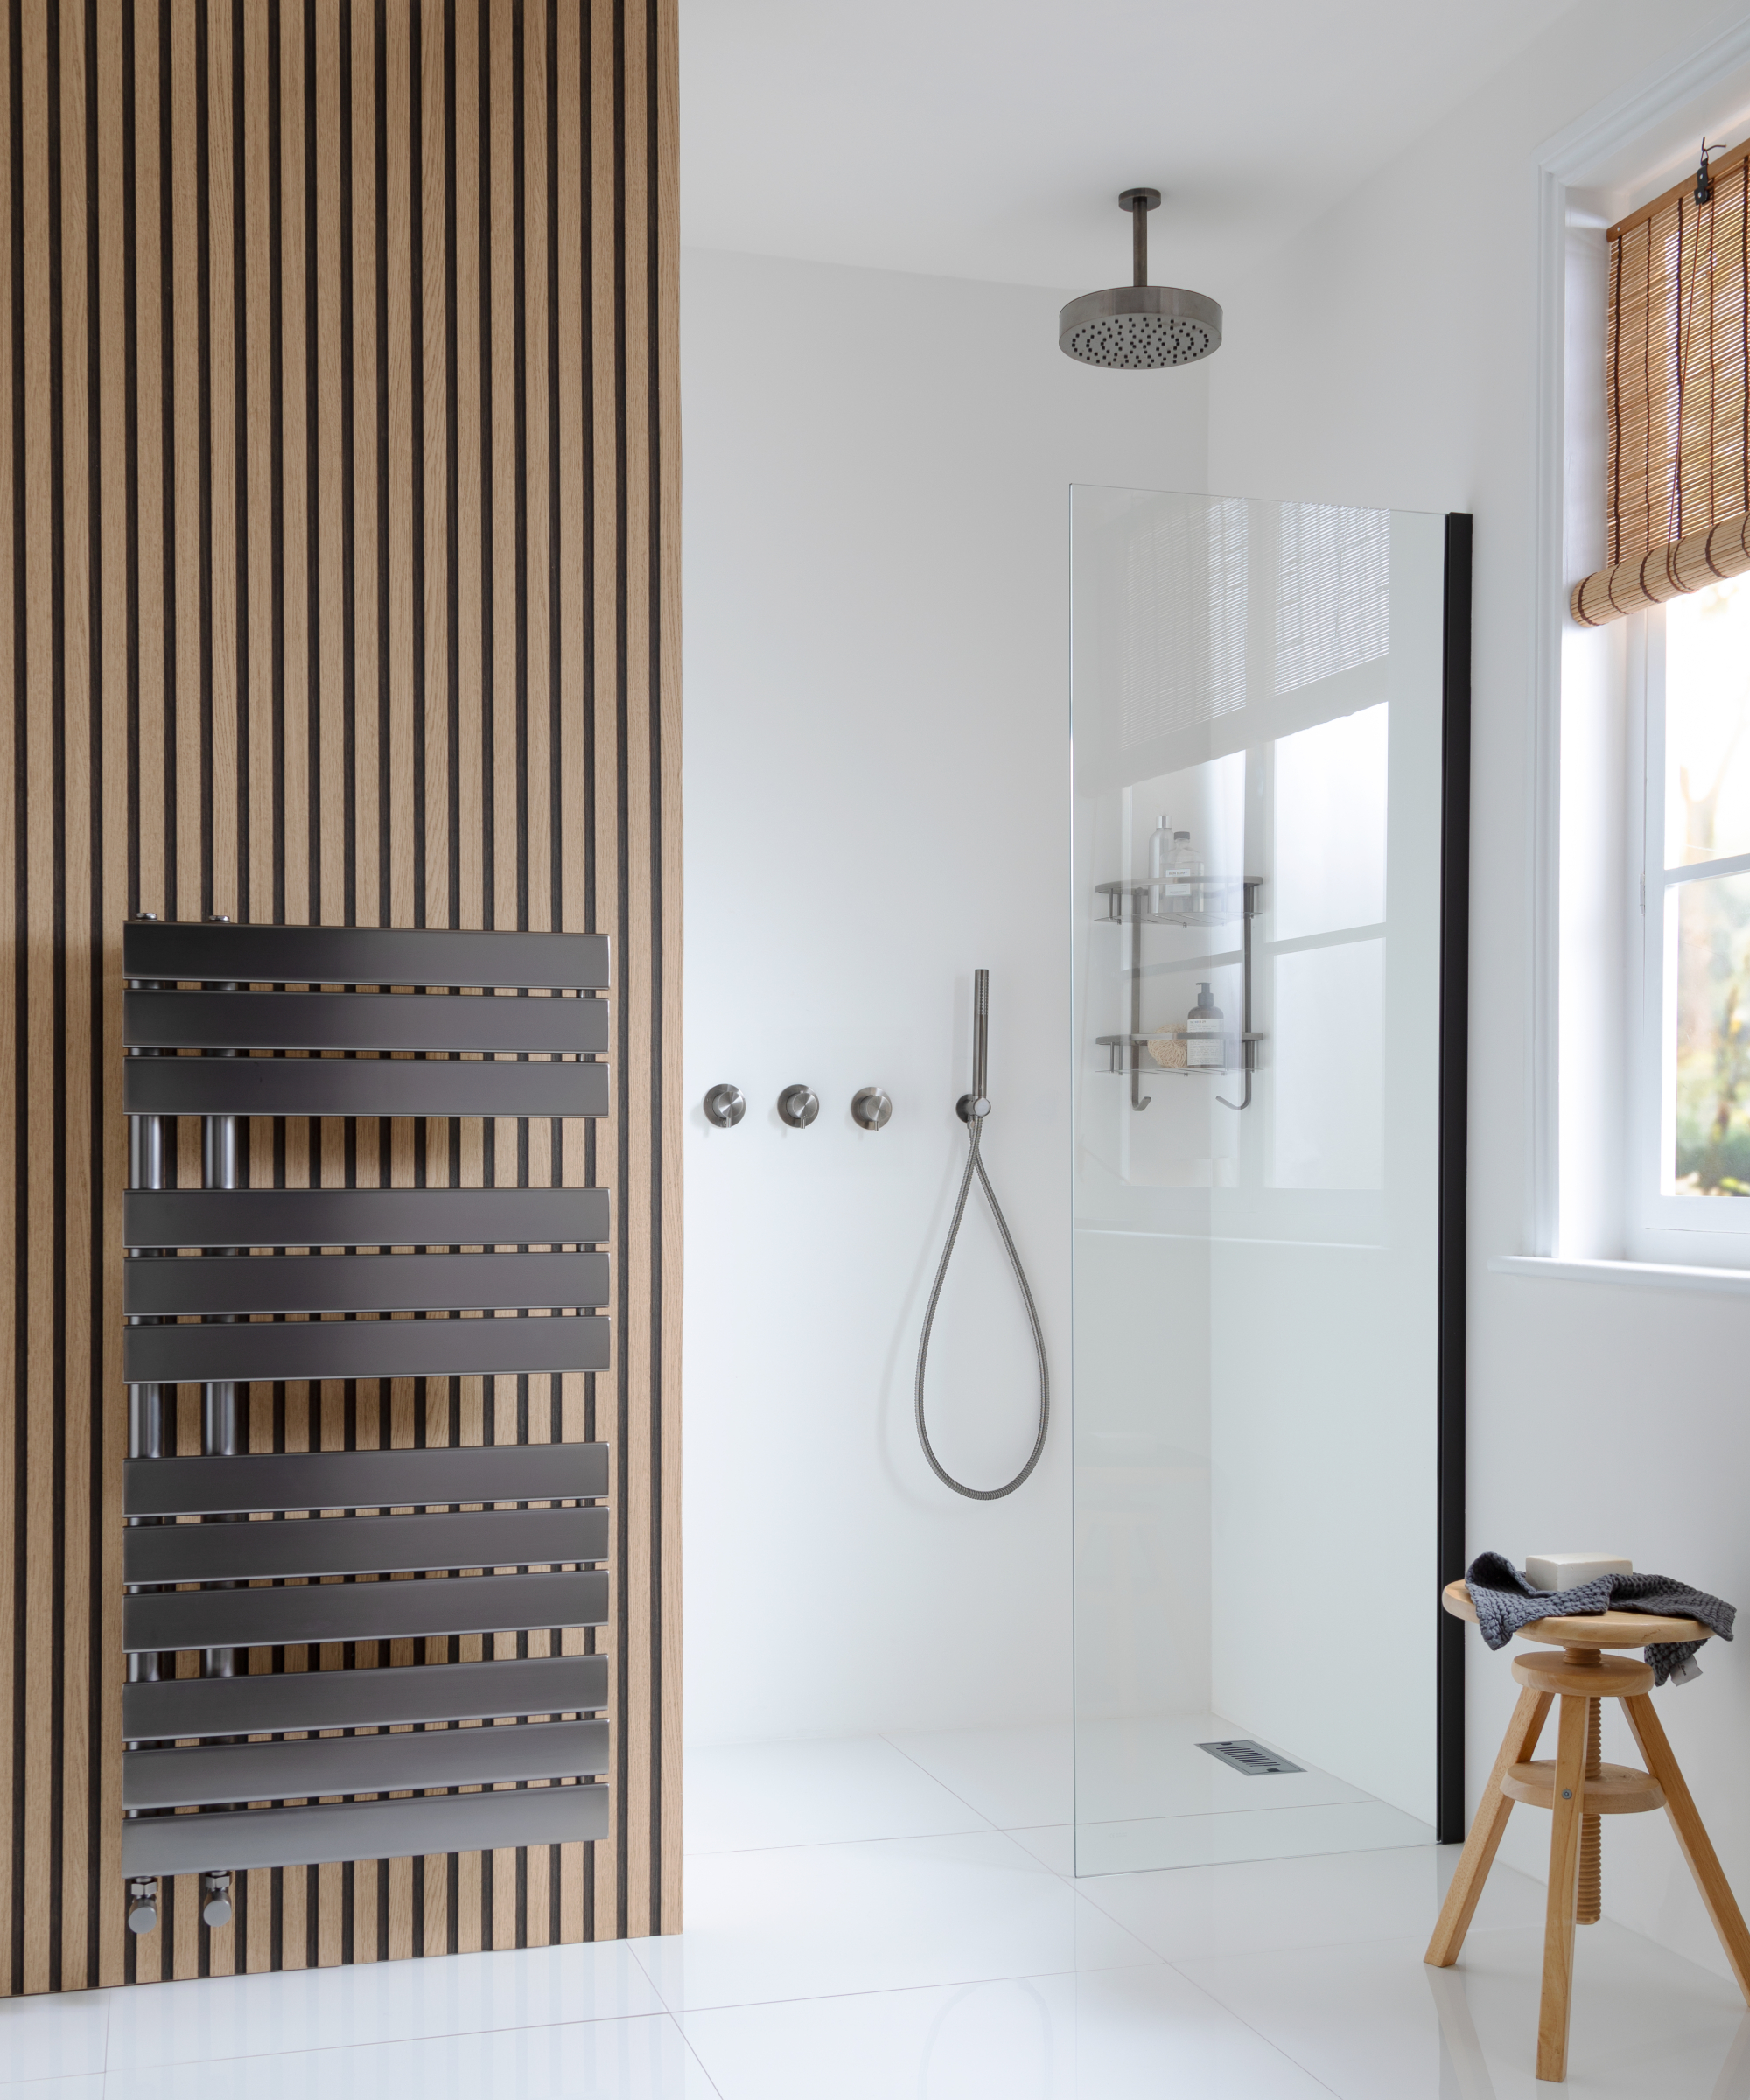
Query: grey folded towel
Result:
<box><xmin>1464</xmin><ymin>1551</ymin><xmax>1735</xmax><ymax>1687</ymax></box>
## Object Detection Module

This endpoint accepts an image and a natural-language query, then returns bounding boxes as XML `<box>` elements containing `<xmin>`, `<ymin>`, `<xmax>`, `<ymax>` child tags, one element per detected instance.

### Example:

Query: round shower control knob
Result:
<box><xmin>777</xmin><ymin>1084</ymin><xmax>819</xmax><ymax>1129</ymax></box>
<box><xmin>851</xmin><ymin>1087</ymin><xmax>893</xmax><ymax>1130</ymax></box>
<box><xmin>704</xmin><ymin>1083</ymin><xmax>746</xmax><ymax>1128</ymax></box>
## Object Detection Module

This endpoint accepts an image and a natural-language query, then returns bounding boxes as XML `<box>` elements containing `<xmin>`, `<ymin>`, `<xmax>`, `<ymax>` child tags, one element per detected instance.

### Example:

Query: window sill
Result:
<box><xmin>1489</xmin><ymin>1254</ymin><xmax>1750</xmax><ymax>1295</ymax></box>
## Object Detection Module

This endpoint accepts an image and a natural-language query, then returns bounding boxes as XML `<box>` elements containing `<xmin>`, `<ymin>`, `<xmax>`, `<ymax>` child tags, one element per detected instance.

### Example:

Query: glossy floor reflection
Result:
<box><xmin>0</xmin><ymin>1726</ymin><xmax>1744</xmax><ymax>2096</ymax></box>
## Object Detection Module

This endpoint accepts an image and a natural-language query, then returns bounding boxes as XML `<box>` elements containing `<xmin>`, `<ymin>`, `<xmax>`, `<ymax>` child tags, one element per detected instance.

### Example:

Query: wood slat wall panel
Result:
<box><xmin>0</xmin><ymin>0</ymin><xmax>679</xmax><ymax>1992</ymax></box>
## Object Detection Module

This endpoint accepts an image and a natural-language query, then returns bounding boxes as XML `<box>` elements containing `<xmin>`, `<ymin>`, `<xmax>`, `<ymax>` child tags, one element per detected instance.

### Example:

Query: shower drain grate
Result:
<box><xmin>1197</xmin><ymin>1739</ymin><xmax>1304</xmax><ymax>1777</ymax></box>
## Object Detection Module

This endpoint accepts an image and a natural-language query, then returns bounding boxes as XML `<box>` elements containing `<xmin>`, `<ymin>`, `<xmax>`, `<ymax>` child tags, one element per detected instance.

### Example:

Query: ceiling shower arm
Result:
<box><xmin>1118</xmin><ymin>186</ymin><xmax>1160</xmax><ymax>289</ymax></box>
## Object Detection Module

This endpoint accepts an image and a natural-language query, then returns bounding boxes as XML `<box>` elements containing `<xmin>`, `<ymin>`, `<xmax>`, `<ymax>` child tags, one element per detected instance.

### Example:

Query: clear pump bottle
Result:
<box><xmin>1147</xmin><ymin>814</ymin><xmax>1172</xmax><ymax>917</ymax></box>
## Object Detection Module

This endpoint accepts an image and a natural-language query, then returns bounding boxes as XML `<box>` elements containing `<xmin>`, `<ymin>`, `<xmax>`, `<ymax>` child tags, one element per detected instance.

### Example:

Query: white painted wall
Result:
<box><xmin>1205</xmin><ymin>0</ymin><xmax>1750</xmax><ymax>1979</ymax></box>
<box><xmin>680</xmin><ymin>249</ymin><xmax>1208</xmax><ymax>1746</ymax></box>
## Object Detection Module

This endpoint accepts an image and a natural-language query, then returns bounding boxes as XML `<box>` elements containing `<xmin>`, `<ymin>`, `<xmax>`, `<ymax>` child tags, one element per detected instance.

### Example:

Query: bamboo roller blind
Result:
<box><xmin>0</xmin><ymin>0</ymin><xmax>681</xmax><ymax>1992</ymax></box>
<box><xmin>1573</xmin><ymin>145</ymin><xmax>1750</xmax><ymax>625</ymax></box>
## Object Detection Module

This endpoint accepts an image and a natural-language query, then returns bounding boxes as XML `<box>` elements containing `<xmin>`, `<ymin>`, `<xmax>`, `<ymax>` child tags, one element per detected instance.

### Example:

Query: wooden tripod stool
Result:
<box><xmin>1424</xmin><ymin>1579</ymin><xmax>1750</xmax><ymax>2083</ymax></box>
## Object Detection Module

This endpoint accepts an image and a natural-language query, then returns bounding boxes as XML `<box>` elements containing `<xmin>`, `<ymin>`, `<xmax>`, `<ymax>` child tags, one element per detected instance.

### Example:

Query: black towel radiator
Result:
<box><xmin>121</xmin><ymin>920</ymin><xmax>611</xmax><ymax>1936</ymax></box>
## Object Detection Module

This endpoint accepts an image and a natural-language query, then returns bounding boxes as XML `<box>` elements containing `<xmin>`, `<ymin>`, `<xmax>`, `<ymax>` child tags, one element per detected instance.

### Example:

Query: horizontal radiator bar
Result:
<box><xmin>124</xmin><ymin>1056</ymin><xmax>609</xmax><ymax>1120</ymax></box>
<box><xmin>124</xmin><ymin>1716</ymin><xmax>610</xmax><ymax>1811</ymax></box>
<box><xmin>124</xmin><ymin>1250</ymin><xmax>610</xmax><ymax>1318</ymax></box>
<box><xmin>126</xmin><ymin>1444</ymin><xmax>610</xmax><ymax>1517</ymax></box>
<box><xmin>124</xmin><ymin>1507</ymin><xmax>606</xmax><ymax>1586</ymax></box>
<box><xmin>124</xmin><ymin>921</ymin><xmax>610</xmax><ymax>990</ymax></box>
<box><xmin>125</xmin><ymin>1186</ymin><xmax>610</xmax><ymax>1250</ymax></box>
<box><xmin>121</xmin><ymin>1782</ymin><xmax>611</xmax><ymax>1876</ymax></box>
<box><xmin>122</xmin><ymin>1569</ymin><xmax>608</xmax><ymax>1653</ymax></box>
<box><xmin>125</xmin><ymin>989</ymin><xmax>610</xmax><ymax>1056</ymax></box>
<box><xmin>123</xmin><ymin>1312</ymin><xmax>609</xmax><ymax>1386</ymax></box>
<box><xmin>122</xmin><ymin>1653</ymin><xmax>608</xmax><ymax>1741</ymax></box>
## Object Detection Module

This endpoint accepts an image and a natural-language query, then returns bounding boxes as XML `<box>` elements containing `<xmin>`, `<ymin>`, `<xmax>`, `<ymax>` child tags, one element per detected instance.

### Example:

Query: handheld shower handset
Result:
<box><xmin>958</xmin><ymin>968</ymin><xmax>992</xmax><ymax>1123</ymax></box>
<box><xmin>918</xmin><ymin>970</ymin><xmax>1049</xmax><ymax>1499</ymax></box>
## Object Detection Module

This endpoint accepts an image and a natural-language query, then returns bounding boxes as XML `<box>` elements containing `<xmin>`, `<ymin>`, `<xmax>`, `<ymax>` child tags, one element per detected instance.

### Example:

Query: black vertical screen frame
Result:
<box><xmin>1437</xmin><ymin>513</ymin><xmax>1474</xmax><ymax>1844</ymax></box>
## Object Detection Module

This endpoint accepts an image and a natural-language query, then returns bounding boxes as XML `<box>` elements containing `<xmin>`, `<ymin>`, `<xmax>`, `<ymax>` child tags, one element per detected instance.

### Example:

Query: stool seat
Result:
<box><xmin>1501</xmin><ymin>1759</ymin><xmax>1664</xmax><ymax>1815</ymax></box>
<box><xmin>1440</xmin><ymin>1576</ymin><xmax>1712</xmax><ymax>1650</ymax></box>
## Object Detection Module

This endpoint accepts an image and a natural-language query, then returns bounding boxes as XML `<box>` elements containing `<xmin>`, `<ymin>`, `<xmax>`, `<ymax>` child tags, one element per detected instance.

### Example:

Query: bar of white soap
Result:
<box><xmin>1524</xmin><ymin>1553</ymin><xmax>1632</xmax><ymax>1592</ymax></box>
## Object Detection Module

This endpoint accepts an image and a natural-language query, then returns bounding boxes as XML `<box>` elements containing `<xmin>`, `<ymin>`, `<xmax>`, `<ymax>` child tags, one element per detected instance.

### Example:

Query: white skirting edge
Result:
<box><xmin>1489</xmin><ymin>1253</ymin><xmax>1750</xmax><ymax>1295</ymax></box>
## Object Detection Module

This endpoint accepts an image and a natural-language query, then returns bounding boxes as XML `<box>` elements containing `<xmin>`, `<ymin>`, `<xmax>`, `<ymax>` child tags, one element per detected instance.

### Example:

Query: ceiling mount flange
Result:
<box><xmin>1118</xmin><ymin>187</ymin><xmax>1161</xmax><ymax>213</ymax></box>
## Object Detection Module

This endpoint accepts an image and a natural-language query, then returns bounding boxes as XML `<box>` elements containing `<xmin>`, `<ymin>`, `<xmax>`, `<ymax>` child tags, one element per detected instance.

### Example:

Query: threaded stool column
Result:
<box><xmin>1577</xmin><ymin>1698</ymin><xmax>1602</xmax><ymax>1924</ymax></box>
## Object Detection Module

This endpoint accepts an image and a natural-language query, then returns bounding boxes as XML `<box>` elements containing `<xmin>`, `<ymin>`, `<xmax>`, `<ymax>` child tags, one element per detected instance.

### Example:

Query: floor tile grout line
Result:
<box><xmin>668</xmin><ymin>2007</ymin><xmax>731</xmax><ymax>2100</ymax></box>
<box><xmin>1156</xmin><ymin>1950</ymin><xmax>1350</xmax><ymax>2100</ymax></box>
<box><xmin>94</xmin><ymin>2002</ymin><xmax>683</xmax><ymax>2076</ymax></box>
<box><xmin>81</xmin><ymin>2007</ymin><xmax>694</xmax><ymax>2082</ymax></box>
<box><xmin>874</xmin><ymin>1732</ymin><xmax>1015</xmax><ymax>1833</ymax></box>
<box><xmin>662</xmin><ymin>1955</ymin><xmax>1173</xmax><ymax>2025</ymax></box>
<box><xmin>681</xmin><ymin>1818</ymin><xmax>995</xmax><ymax>1859</ymax></box>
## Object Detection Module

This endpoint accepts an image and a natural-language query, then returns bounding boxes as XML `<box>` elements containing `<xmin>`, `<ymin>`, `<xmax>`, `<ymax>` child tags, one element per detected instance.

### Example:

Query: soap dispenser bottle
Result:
<box><xmin>1186</xmin><ymin>981</ymin><xmax>1223</xmax><ymax>1068</ymax></box>
<box><xmin>1147</xmin><ymin>814</ymin><xmax>1172</xmax><ymax>918</ymax></box>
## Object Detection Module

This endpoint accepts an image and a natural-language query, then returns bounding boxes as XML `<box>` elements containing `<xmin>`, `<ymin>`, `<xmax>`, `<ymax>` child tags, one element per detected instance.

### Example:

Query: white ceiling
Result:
<box><xmin>680</xmin><ymin>0</ymin><xmax>1578</xmax><ymax>295</ymax></box>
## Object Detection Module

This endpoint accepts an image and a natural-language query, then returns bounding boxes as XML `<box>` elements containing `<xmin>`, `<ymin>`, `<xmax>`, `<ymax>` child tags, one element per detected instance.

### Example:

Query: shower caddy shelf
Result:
<box><xmin>1093</xmin><ymin>875</ymin><xmax>1264</xmax><ymax>1111</ymax></box>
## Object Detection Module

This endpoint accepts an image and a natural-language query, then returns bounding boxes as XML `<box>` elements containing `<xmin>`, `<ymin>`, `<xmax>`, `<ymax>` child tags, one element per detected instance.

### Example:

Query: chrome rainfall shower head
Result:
<box><xmin>1059</xmin><ymin>188</ymin><xmax>1222</xmax><ymax>370</ymax></box>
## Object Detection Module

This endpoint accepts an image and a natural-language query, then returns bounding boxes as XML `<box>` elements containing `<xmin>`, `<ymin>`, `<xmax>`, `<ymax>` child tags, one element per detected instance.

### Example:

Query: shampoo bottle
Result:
<box><xmin>1186</xmin><ymin>981</ymin><xmax>1223</xmax><ymax>1068</ymax></box>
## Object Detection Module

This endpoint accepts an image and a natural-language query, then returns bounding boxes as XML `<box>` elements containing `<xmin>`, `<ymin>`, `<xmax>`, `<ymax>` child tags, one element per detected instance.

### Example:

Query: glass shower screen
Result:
<box><xmin>1070</xmin><ymin>486</ymin><xmax>1465</xmax><ymax>1877</ymax></box>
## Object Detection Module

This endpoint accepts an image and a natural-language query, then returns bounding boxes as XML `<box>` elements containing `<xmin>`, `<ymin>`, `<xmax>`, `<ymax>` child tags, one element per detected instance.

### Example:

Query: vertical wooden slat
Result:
<box><xmin>421</xmin><ymin>0</ymin><xmax>447</xmax><ymax>928</ymax></box>
<box><xmin>94</xmin><ymin>0</ymin><xmax>129</xmax><ymax>1988</ymax></box>
<box><xmin>524</xmin><ymin>0</ymin><xmax>550</xmax><ymax>937</ymax></box>
<box><xmin>209</xmin><ymin>0</ymin><xmax>242</xmax><ymax>934</ymax></box>
<box><xmin>350</xmin><ymin>0</ymin><xmax>379</xmax><ymax>923</ymax></box>
<box><xmin>385</xmin><ymin>0</ymin><xmax>412</xmax><ymax>927</ymax></box>
<box><xmin>314</xmin><ymin>0</ymin><xmax>344</xmax><ymax>926</ymax></box>
<box><xmin>20</xmin><ymin>0</ymin><xmax>56</xmax><ymax>1998</ymax></box>
<box><xmin>620</xmin><ymin>0</ymin><xmax>654</xmax><ymax>1942</ymax></box>
<box><xmin>126</xmin><ymin>2</ymin><xmax>165</xmax><ymax>1987</ymax></box>
<box><xmin>454</xmin><ymin>0</ymin><xmax>481</xmax><ymax>931</ymax></box>
<box><xmin>280</xmin><ymin>0</ymin><xmax>311</xmax><ymax>929</ymax></box>
<box><xmin>654</xmin><ymin>0</ymin><xmax>683</xmax><ymax>1942</ymax></box>
<box><xmin>169</xmin><ymin>0</ymin><xmax>200</xmax><ymax>923</ymax></box>
<box><xmin>587</xmin><ymin>0</ymin><xmax>620</xmax><ymax>1949</ymax></box>
<box><xmin>56</xmin><ymin>0</ymin><xmax>93</xmax><ymax>1986</ymax></box>
<box><xmin>132</xmin><ymin>0</ymin><xmax>164</xmax><ymax>922</ymax></box>
<box><xmin>488</xmin><ymin>0</ymin><xmax>515</xmax><ymax>936</ymax></box>
<box><xmin>0</xmin><ymin>0</ymin><xmax>17</xmax><ymax>2004</ymax></box>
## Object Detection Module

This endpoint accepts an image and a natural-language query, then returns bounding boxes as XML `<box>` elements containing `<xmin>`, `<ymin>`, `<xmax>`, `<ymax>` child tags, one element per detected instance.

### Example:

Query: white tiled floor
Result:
<box><xmin>6</xmin><ymin>1724</ymin><xmax>1749</xmax><ymax>2096</ymax></box>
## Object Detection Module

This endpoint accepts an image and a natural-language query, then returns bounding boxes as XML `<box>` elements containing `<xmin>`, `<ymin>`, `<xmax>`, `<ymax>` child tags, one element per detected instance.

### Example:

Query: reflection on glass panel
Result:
<box><xmin>1271</xmin><ymin>705</ymin><xmax>1389</xmax><ymax>942</ymax></box>
<box><xmin>1671</xmin><ymin>872</ymin><xmax>1750</xmax><ymax>1195</ymax></box>
<box><xmin>1665</xmin><ymin>578</ymin><xmax>1750</xmax><ymax>867</ymax></box>
<box><xmin>1273</xmin><ymin>507</ymin><xmax>1390</xmax><ymax>697</ymax></box>
<box><xmin>1270</xmin><ymin>941</ymin><xmax>1384</xmax><ymax>1191</ymax></box>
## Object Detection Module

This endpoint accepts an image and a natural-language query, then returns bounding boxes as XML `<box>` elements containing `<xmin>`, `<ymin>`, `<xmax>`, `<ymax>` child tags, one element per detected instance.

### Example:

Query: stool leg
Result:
<box><xmin>1536</xmin><ymin>1692</ymin><xmax>1589</xmax><ymax>2084</ymax></box>
<box><xmin>1425</xmin><ymin>1685</ymin><xmax>1552</xmax><ymax>1968</ymax></box>
<box><xmin>1622</xmin><ymin>1691</ymin><xmax>1750</xmax><ymax>2005</ymax></box>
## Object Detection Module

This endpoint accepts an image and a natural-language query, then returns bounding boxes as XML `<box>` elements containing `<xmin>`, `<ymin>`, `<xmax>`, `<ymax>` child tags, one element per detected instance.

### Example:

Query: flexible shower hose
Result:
<box><xmin>913</xmin><ymin>973</ymin><xmax>1050</xmax><ymax>1502</ymax></box>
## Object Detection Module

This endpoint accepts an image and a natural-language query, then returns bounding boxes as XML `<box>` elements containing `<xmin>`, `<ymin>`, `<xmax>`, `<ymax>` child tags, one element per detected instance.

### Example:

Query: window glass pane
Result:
<box><xmin>1272</xmin><ymin>704</ymin><xmax>1388</xmax><ymax>941</ymax></box>
<box><xmin>1672</xmin><ymin>871</ymin><xmax>1750</xmax><ymax>1195</ymax></box>
<box><xmin>1664</xmin><ymin>578</ymin><xmax>1750</xmax><ymax>867</ymax></box>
